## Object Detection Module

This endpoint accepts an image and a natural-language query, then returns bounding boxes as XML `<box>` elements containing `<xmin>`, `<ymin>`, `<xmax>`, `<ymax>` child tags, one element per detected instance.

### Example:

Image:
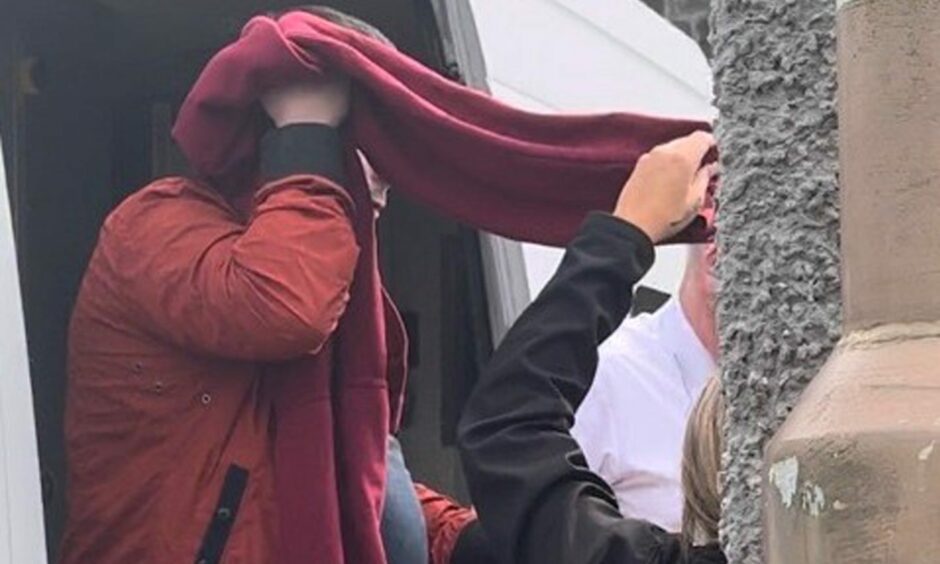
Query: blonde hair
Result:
<box><xmin>681</xmin><ymin>376</ymin><xmax>724</xmax><ymax>547</ymax></box>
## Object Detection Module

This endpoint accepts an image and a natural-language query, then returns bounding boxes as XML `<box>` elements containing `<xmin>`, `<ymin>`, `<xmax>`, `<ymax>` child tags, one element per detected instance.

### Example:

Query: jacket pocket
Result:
<box><xmin>194</xmin><ymin>464</ymin><xmax>249</xmax><ymax>564</ymax></box>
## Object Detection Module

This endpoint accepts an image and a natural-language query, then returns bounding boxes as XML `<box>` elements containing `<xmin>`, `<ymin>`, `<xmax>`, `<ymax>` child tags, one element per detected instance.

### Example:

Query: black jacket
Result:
<box><xmin>458</xmin><ymin>213</ymin><xmax>726</xmax><ymax>564</ymax></box>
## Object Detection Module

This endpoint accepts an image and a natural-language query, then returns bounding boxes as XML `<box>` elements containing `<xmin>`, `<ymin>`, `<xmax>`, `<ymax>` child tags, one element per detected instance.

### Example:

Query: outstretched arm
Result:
<box><xmin>459</xmin><ymin>132</ymin><xmax>719</xmax><ymax>564</ymax></box>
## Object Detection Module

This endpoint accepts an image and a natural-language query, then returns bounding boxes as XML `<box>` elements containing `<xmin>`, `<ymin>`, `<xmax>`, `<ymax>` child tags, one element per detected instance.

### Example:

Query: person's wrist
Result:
<box><xmin>272</xmin><ymin>115</ymin><xmax>340</xmax><ymax>128</ymax></box>
<box><xmin>615</xmin><ymin>209</ymin><xmax>664</xmax><ymax>244</ymax></box>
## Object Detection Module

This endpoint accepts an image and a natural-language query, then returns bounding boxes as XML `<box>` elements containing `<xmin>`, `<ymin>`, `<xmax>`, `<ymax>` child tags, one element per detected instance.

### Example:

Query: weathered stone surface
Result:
<box><xmin>709</xmin><ymin>1</ymin><xmax>841</xmax><ymax>561</ymax></box>
<box><xmin>765</xmin><ymin>331</ymin><xmax>940</xmax><ymax>563</ymax></box>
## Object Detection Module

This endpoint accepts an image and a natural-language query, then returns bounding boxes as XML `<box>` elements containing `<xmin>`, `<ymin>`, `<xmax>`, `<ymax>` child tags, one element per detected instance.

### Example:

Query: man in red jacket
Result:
<box><xmin>61</xmin><ymin>33</ymin><xmax>383</xmax><ymax>563</ymax></box>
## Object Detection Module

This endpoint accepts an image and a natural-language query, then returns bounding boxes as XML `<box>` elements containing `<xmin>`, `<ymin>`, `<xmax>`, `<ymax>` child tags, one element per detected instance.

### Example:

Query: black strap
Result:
<box><xmin>194</xmin><ymin>465</ymin><xmax>249</xmax><ymax>564</ymax></box>
<box><xmin>259</xmin><ymin>123</ymin><xmax>347</xmax><ymax>186</ymax></box>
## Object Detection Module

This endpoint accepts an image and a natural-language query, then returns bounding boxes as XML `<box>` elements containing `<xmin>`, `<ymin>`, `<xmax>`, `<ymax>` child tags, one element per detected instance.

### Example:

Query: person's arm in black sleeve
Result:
<box><xmin>459</xmin><ymin>130</ymin><xmax>724</xmax><ymax>564</ymax></box>
<box><xmin>458</xmin><ymin>212</ymin><xmax>673</xmax><ymax>564</ymax></box>
<box><xmin>459</xmin><ymin>211</ymin><xmax>730</xmax><ymax>564</ymax></box>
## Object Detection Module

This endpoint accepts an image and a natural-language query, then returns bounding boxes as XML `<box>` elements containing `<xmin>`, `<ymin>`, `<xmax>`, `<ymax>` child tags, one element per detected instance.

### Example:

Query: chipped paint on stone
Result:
<box><xmin>801</xmin><ymin>482</ymin><xmax>827</xmax><ymax>517</ymax></box>
<box><xmin>918</xmin><ymin>441</ymin><xmax>936</xmax><ymax>462</ymax></box>
<box><xmin>769</xmin><ymin>457</ymin><xmax>799</xmax><ymax>509</ymax></box>
<box><xmin>769</xmin><ymin>458</ymin><xmax>828</xmax><ymax>517</ymax></box>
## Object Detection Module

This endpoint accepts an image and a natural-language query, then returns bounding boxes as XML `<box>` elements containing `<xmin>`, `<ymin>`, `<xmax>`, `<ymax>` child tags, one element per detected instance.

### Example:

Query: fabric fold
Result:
<box><xmin>173</xmin><ymin>11</ymin><xmax>715</xmax><ymax>247</ymax></box>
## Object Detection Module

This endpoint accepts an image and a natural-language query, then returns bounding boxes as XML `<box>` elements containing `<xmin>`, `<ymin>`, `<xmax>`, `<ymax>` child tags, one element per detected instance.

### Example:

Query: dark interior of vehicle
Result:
<box><xmin>0</xmin><ymin>0</ymin><xmax>491</xmax><ymax>556</ymax></box>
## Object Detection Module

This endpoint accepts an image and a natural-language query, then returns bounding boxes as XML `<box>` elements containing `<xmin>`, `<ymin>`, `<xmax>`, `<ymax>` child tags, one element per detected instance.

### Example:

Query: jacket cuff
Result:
<box><xmin>260</xmin><ymin>124</ymin><xmax>346</xmax><ymax>186</ymax></box>
<box><xmin>581</xmin><ymin>212</ymin><xmax>655</xmax><ymax>270</ymax></box>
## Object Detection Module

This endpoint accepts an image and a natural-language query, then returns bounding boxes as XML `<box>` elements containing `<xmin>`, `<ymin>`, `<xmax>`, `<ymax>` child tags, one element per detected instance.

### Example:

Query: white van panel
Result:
<box><xmin>468</xmin><ymin>0</ymin><xmax>714</xmax><ymax>297</ymax></box>
<box><xmin>0</xmin><ymin>139</ymin><xmax>47</xmax><ymax>563</ymax></box>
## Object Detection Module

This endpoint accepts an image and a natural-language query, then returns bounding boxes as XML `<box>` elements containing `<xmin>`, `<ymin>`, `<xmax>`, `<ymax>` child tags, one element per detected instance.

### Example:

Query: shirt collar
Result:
<box><xmin>654</xmin><ymin>297</ymin><xmax>716</xmax><ymax>400</ymax></box>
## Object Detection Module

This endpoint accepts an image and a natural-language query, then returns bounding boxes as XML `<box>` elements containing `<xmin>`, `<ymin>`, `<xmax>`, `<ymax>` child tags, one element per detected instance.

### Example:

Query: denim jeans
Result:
<box><xmin>381</xmin><ymin>436</ymin><xmax>428</xmax><ymax>564</ymax></box>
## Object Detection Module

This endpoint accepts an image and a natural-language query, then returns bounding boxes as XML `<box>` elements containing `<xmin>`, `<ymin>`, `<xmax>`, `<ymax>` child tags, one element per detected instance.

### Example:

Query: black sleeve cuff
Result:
<box><xmin>260</xmin><ymin>124</ymin><xmax>347</xmax><ymax>186</ymax></box>
<box><xmin>452</xmin><ymin>521</ymin><xmax>496</xmax><ymax>564</ymax></box>
<box><xmin>581</xmin><ymin>212</ymin><xmax>655</xmax><ymax>269</ymax></box>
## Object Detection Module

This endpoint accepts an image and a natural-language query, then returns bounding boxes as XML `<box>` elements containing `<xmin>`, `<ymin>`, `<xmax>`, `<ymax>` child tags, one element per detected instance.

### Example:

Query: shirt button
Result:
<box><xmin>200</xmin><ymin>393</ymin><xmax>212</xmax><ymax>406</ymax></box>
<box><xmin>216</xmin><ymin>507</ymin><xmax>232</xmax><ymax>521</ymax></box>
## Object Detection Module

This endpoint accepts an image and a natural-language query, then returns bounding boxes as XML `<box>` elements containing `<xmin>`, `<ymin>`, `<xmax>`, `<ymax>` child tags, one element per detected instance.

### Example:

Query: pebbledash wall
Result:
<box><xmin>709</xmin><ymin>1</ymin><xmax>841</xmax><ymax>562</ymax></box>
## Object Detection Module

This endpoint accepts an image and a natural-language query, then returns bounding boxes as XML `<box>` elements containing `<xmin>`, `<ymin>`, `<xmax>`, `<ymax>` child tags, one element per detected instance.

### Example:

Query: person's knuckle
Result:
<box><xmin>636</xmin><ymin>153</ymin><xmax>655</xmax><ymax>167</ymax></box>
<box><xmin>647</xmin><ymin>146</ymin><xmax>674</xmax><ymax>164</ymax></box>
<box><xmin>659</xmin><ymin>151</ymin><xmax>685</xmax><ymax>168</ymax></box>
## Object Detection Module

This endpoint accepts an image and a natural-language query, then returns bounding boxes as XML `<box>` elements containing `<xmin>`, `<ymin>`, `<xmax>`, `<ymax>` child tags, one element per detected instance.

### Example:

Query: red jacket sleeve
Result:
<box><xmin>100</xmin><ymin>175</ymin><xmax>360</xmax><ymax>361</ymax></box>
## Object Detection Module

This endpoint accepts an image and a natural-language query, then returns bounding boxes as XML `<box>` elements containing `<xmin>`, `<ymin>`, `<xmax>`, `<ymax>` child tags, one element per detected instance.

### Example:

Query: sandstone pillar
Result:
<box><xmin>764</xmin><ymin>2</ymin><xmax>940</xmax><ymax>562</ymax></box>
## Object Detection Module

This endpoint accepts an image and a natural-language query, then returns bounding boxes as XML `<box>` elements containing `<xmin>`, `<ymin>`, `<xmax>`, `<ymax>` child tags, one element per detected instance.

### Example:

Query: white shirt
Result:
<box><xmin>571</xmin><ymin>297</ymin><xmax>715</xmax><ymax>532</ymax></box>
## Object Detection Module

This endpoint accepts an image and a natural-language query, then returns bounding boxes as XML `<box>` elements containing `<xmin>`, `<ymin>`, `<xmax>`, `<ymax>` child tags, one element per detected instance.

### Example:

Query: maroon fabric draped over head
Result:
<box><xmin>173</xmin><ymin>12</ymin><xmax>714</xmax><ymax>246</ymax></box>
<box><xmin>172</xmin><ymin>11</ymin><xmax>714</xmax><ymax>563</ymax></box>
